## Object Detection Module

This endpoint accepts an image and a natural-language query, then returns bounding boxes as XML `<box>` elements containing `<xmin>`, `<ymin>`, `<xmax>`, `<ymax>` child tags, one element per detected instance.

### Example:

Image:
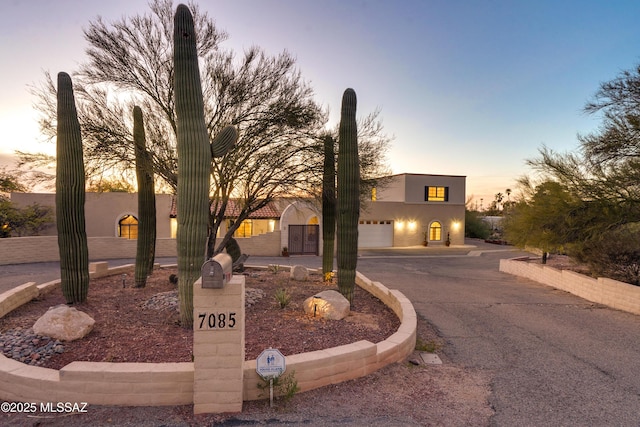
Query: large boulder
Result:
<box><xmin>290</xmin><ymin>265</ymin><xmax>309</xmax><ymax>281</ymax></box>
<box><xmin>303</xmin><ymin>290</ymin><xmax>350</xmax><ymax>320</ymax></box>
<box><xmin>33</xmin><ymin>304</ymin><xmax>95</xmax><ymax>341</ymax></box>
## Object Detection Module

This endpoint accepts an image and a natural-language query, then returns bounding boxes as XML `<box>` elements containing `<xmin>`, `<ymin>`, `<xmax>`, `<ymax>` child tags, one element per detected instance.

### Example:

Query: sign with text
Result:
<box><xmin>196</xmin><ymin>312</ymin><xmax>237</xmax><ymax>330</ymax></box>
<box><xmin>256</xmin><ymin>348</ymin><xmax>286</xmax><ymax>379</ymax></box>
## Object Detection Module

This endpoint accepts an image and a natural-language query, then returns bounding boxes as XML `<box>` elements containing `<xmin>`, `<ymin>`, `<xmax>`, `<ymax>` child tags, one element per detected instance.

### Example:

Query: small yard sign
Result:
<box><xmin>256</xmin><ymin>348</ymin><xmax>286</xmax><ymax>379</ymax></box>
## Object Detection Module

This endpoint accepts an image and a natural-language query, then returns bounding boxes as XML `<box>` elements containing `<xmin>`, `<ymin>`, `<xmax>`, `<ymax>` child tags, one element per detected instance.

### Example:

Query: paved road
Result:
<box><xmin>3</xmin><ymin>241</ymin><xmax>640</xmax><ymax>425</ymax></box>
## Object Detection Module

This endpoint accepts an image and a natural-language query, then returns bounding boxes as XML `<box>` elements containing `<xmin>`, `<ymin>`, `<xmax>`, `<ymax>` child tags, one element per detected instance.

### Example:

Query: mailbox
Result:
<box><xmin>201</xmin><ymin>253</ymin><xmax>233</xmax><ymax>288</ymax></box>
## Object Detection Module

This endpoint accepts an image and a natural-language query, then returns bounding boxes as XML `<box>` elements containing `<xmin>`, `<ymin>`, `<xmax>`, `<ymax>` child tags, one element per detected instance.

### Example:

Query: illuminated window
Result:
<box><xmin>425</xmin><ymin>186</ymin><xmax>448</xmax><ymax>202</ymax></box>
<box><xmin>233</xmin><ymin>219</ymin><xmax>253</xmax><ymax>238</ymax></box>
<box><xmin>118</xmin><ymin>215</ymin><xmax>138</xmax><ymax>239</ymax></box>
<box><xmin>429</xmin><ymin>221</ymin><xmax>442</xmax><ymax>241</ymax></box>
<box><xmin>371</xmin><ymin>187</ymin><xmax>377</xmax><ymax>201</ymax></box>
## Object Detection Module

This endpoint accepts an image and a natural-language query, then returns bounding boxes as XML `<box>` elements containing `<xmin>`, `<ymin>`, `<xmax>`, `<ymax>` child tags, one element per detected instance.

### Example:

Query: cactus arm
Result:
<box><xmin>211</xmin><ymin>125</ymin><xmax>237</xmax><ymax>158</ymax></box>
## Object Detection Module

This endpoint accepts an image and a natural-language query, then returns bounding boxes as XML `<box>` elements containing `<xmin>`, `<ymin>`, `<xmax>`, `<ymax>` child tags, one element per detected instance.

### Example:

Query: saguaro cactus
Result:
<box><xmin>322</xmin><ymin>134</ymin><xmax>336</xmax><ymax>281</ymax></box>
<box><xmin>174</xmin><ymin>4</ymin><xmax>235</xmax><ymax>327</ymax></box>
<box><xmin>133</xmin><ymin>106</ymin><xmax>156</xmax><ymax>288</ymax></box>
<box><xmin>336</xmin><ymin>88</ymin><xmax>360</xmax><ymax>303</ymax></box>
<box><xmin>174</xmin><ymin>4</ymin><xmax>211</xmax><ymax>327</ymax></box>
<box><xmin>55</xmin><ymin>72</ymin><xmax>89</xmax><ymax>304</ymax></box>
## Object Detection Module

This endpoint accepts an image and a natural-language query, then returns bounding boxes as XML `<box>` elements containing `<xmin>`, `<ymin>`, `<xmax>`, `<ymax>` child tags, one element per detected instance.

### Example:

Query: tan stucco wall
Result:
<box><xmin>376</xmin><ymin>174</ymin><xmax>406</xmax><ymax>201</ymax></box>
<box><xmin>10</xmin><ymin>193</ymin><xmax>174</xmax><ymax>239</ymax></box>
<box><xmin>375</xmin><ymin>173</ymin><xmax>466</xmax><ymax>205</ymax></box>
<box><xmin>0</xmin><ymin>236</ymin><xmax>179</xmax><ymax>265</ymax></box>
<box><xmin>403</xmin><ymin>173</ymin><xmax>466</xmax><ymax>204</ymax></box>
<box><xmin>362</xmin><ymin>201</ymin><xmax>465</xmax><ymax>246</ymax></box>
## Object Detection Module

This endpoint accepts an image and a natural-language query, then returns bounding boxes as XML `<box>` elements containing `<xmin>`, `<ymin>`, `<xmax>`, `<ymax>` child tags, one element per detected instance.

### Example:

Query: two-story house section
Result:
<box><xmin>360</xmin><ymin>173</ymin><xmax>466</xmax><ymax>248</ymax></box>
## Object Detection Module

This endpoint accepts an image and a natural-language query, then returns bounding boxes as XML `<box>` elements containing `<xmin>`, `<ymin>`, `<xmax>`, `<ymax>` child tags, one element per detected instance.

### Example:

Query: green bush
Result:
<box><xmin>465</xmin><ymin>210</ymin><xmax>491</xmax><ymax>239</ymax></box>
<box><xmin>573</xmin><ymin>223</ymin><xmax>640</xmax><ymax>286</ymax></box>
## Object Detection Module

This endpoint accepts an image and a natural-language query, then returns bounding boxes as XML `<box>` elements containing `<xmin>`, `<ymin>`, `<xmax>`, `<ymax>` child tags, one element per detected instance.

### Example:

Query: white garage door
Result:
<box><xmin>358</xmin><ymin>220</ymin><xmax>393</xmax><ymax>248</ymax></box>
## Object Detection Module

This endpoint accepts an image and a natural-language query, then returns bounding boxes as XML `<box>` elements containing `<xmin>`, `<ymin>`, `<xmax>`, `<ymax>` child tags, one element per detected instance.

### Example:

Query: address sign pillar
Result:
<box><xmin>192</xmin><ymin>273</ymin><xmax>245</xmax><ymax>414</ymax></box>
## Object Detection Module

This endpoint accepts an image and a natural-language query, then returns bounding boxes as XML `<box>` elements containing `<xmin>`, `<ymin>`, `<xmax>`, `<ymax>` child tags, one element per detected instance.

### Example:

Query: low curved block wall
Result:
<box><xmin>500</xmin><ymin>257</ymin><xmax>640</xmax><ymax>315</ymax></box>
<box><xmin>0</xmin><ymin>264</ymin><xmax>417</xmax><ymax>406</ymax></box>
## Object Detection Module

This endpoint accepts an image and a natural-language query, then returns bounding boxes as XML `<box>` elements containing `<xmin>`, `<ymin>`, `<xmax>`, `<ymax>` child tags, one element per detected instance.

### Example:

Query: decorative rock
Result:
<box><xmin>303</xmin><ymin>290</ymin><xmax>350</xmax><ymax>320</ymax></box>
<box><xmin>0</xmin><ymin>328</ymin><xmax>65</xmax><ymax>366</ymax></box>
<box><xmin>33</xmin><ymin>304</ymin><xmax>95</xmax><ymax>341</ymax></box>
<box><xmin>290</xmin><ymin>265</ymin><xmax>309</xmax><ymax>281</ymax></box>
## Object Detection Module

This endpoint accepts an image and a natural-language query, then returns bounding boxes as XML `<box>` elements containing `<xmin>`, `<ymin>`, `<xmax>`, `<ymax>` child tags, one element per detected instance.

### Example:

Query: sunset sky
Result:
<box><xmin>2</xmin><ymin>0</ymin><xmax>640</xmax><ymax>206</ymax></box>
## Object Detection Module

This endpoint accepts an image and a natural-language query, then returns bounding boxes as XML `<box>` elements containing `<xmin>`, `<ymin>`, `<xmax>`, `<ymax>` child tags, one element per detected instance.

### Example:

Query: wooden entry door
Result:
<box><xmin>288</xmin><ymin>225</ymin><xmax>319</xmax><ymax>255</ymax></box>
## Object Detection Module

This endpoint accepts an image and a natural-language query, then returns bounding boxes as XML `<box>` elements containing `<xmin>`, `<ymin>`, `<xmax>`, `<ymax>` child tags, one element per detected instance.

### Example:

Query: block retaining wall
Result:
<box><xmin>500</xmin><ymin>257</ymin><xmax>640</xmax><ymax>315</ymax></box>
<box><xmin>0</xmin><ymin>233</ymin><xmax>282</xmax><ymax>266</ymax></box>
<box><xmin>0</xmin><ymin>263</ymin><xmax>416</xmax><ymax>406</ymax></box>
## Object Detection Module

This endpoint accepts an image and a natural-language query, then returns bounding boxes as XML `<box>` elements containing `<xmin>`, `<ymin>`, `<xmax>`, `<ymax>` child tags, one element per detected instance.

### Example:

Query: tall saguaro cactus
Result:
<box><xmin>336</xmin><ymin>88</ymin><xmax>360</xmax><ymax>303</ymax></box>
<box><xmin>174</xmin><ymin>4</ymin><xmax>236</xmax><ymax>327</ymax></box>
<box><xmin>133</xmin><ymin>106</ymin><xmax>156</xmax><ymax>288</ymax></box>
<box><xmin>322</xmin><ymin>134</ymin><xmax>336</xmax><ymax>281</ymax></box>
<box><xmin>55</xmin><ymin>72</ymin><xmax>89</xmax><ymax>304</ymax></box>
<box><xmin>174</xmin><ymin>4</ymin><xmax>211</xmax><ymax>327</ymax></box>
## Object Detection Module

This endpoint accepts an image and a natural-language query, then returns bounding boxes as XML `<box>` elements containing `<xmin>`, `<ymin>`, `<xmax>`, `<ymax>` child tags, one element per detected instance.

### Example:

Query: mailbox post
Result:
<box><xmin>201</xmin><ymin>253</ymin><xmax>232</xmax><ymax>289</ymax></box>
<box><xmin>193</xmin><ymin>253</ymin><xmax>245</xmax><ymax>414</ymax></box>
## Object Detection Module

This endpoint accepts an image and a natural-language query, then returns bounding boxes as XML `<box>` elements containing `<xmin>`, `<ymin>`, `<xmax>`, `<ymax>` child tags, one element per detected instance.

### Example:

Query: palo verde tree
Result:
<box><xmin>133</xmin><ymin>106</ymin><xmax>156</xmax><ymax>288</ymax></box>
<box><xmin>510</xmin><ymin>60</ymin><xmax>640</xmax><ymax>274</ymax></box>
<box><xmin>28</xmin><ymin>0</ymin><xmax>326</xmax><ymax>257</ymax></box>
<box><xmin>526</xmin><ymin>60</ymin><xmax>640</xmax><ymax>217</ymax></box>
<box><xmin>55</xmin><ymin>72</ymin><xmax>90</xmax><ymax>304</ymax></box>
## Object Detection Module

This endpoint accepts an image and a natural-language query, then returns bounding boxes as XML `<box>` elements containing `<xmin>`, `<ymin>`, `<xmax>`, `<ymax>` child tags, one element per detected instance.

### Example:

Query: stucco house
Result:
<box><xmin>362</xmin><ymin>173</ymin><xmax>466</xmax><ymax>248</ymax></box>
<box><xmin>7</xmin><ymin>173</ymin><xmax>465</xmax><ymax>261</ymax></box>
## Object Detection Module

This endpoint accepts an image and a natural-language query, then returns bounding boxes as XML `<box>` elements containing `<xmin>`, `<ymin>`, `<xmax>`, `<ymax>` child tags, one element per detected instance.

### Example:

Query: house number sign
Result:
<box><xmin>197</xmin><ymin>312</ymin><xmax>237</xmax><ymax>330</ymax></box>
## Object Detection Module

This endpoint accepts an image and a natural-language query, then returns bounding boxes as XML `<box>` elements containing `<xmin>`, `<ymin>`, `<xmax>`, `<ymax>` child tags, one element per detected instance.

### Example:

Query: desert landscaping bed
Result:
<box><xmin>0</xmin><ymin>265</ymin><xmax>496</xmax><ymax>426</ymax></box>
<box><xmin>0</xmin><ymin>266</ymin><xmax>400</xmax><ymax>369</ymax></box>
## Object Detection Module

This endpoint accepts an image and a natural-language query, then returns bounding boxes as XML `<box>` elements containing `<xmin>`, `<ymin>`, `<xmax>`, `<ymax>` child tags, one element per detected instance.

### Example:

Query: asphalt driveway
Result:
<box><xmin>2</xmin><ymin>239</ymin><xmax>640</xmax><ymax>425</ymax></box>
<box><xmin>358</xmin><ymin>243</ymin><xmax>640</xmax><ymax>426</ymax></box>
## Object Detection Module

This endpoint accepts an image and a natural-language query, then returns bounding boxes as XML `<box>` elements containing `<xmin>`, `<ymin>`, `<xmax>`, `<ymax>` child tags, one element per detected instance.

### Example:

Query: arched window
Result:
<box><xmin>118</xmin><ymin>215</ymin><xmax>138</xmax><ymax>239</ymax></box>
<box><xmin>429</xmin><ymin>221</ymin><xmax>442</xmax><ymax>241</ymax></box>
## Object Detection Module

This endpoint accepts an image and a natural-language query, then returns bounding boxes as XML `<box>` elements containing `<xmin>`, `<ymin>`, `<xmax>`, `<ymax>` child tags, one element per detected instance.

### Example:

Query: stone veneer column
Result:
<box><xmin>193</xmin><ymin>275</ymin><xmax>245</xmax><ymax>414</ymax></box>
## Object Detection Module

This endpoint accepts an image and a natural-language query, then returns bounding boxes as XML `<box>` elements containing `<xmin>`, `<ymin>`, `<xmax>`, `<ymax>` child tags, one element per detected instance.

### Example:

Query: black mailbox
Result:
<box><xmin>201</xmin><ymin>253</ymin><xmax>233</xmax><ymax>288</ymax></box>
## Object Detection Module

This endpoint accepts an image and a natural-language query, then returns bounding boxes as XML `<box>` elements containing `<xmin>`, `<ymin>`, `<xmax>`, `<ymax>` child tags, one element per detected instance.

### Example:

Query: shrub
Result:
<box><xmin>465</xmin><ymin>209</ymin><xmax>491</xmax><ymax>239</ymax></box>
<box><xmin>257</xmin><ymin>371</ymin><xmax>299</xmax><ymax>404</ymax></box>
<box><xmin>573</xmin><ymin>223</ymin><xmax>640</xmax><ymax>286</ymax></box>
<box><xmin>274</xmin><ymin>288</ymin><xmax>291</xmax><ymax>309</ymax></box>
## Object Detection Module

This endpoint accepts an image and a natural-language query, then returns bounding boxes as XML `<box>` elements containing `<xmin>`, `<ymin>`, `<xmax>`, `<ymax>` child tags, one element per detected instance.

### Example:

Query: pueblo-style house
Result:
<box><xmin>7</xmin><ymin>173</ymin><xmax>465</xmax><ymax>260</ymax></box>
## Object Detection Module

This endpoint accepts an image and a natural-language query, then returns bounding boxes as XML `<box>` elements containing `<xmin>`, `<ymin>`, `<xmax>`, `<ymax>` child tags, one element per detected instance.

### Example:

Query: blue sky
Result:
<box><xmin>2</xmin><ymin>0</ymin><xmax>640</xmax><ymax>206</ymax></box>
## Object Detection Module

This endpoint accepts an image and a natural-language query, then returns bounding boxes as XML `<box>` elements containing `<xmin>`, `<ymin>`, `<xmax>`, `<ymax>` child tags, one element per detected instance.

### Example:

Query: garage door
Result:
<box><xmin>358</xmin><ymin>220</ymin><xmax>393</xmax><ymax>248</ymax></box>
